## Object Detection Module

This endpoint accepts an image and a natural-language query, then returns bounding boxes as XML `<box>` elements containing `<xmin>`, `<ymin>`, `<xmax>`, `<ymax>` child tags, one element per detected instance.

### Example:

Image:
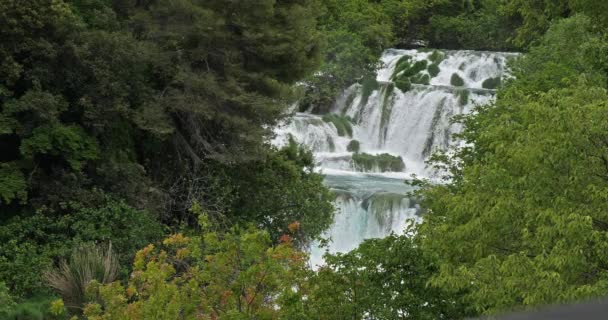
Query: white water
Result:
<box><xmin>273</xmin><ymin>49</ymin><xmax>517</xmax><ymax>266</ymax></box>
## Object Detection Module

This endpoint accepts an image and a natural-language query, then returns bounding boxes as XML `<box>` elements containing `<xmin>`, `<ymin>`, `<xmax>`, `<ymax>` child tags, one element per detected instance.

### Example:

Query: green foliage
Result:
<box><xmin>306</xmin><ymin>232</ymin><xmax>472</xmax><ymax>319</ymax></box>
<box><xmin>0</xmin><ymin>199</ymin><xmax>162</xmax><ymax>296</ymax></box>
<box><xmin>45</xmin><ymin>243</ymin><xmax>119</xmax><ymax>312</ymax></box>
<box><xmin>511</xmin><ymin>15</ymin><xmax>608</xmax><ymax>94</ymax></box>
<box><xmin>482</xmin><ymin>77</ymin><xmax>502</xmax><ymax>89</ymax></box>
<box><xmin>347</xmin><ymin>140</ymin><xmax>360</xmax><ymax>153</ymax></box>
<box><xmin>323</xmin><ymin>113</ymin><xmax>354</xmax><ymax>137</ymax></box>
<box><xmin>0</xmin><ymin>163</ymin><xmax>26</xmax><ymax>204</ymax></box>
<box><xmin>0</xmin><ymin>282</ymin><xmax>16</xmax><ymax>317</ymax></box>
<box><xmin>419</xmin><ymin>82</ymin><xmax>608</xmax><ymax>314</ymax></box>
<box><xmin>82</xmin><ymin>226</ymin><xmax>310</xmax><ymax>319</ymax></box>
<box><xmin>215</xmin><ymin>140</ymin><xmax>335</xmax><ymax>245</ymax></box>
<box><xmin>352</xmin><ymin>153</ymin><xmax>405</xmax><ymax>172</ymax></box>
<box><xmin>4</xmin><ymin>295</ymin><xmax>60</xmax><ymax>320</ymax></box>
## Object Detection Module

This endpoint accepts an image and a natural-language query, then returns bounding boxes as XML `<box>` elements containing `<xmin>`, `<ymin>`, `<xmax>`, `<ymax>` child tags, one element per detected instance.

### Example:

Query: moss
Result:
<box><xmin>352</xmin><ymin>153</ymin><xmax>405</xmax><ymax>172</ymax></box>
<box><xmin>482</xmin><ymin>77</ymin><xmax>502</xmax><ymax>89</ymax></box>
<box><xmin>392</xmin><ymin>58</ymin><xmax>427</xmax><ymax>81</ymax></box>
<box><xmin>395</xmin><ymin>78</ymin><xmax>411</xmax><ymax>92</ymax></box>
<box><xmin>402</xmin><ymin>60</ymin><xmax>428</xmax><ymax>78</ymax></box>
<box><xmin>391</xmin><ymin>55</ymin><xmax>412</xmax><ymax>80</ymax></box>
<box><xmin>411</xmin><ymin>73</ymin><xmax>430</xmax><ymax>85</ymax></box>
<box><xmin>327</xmin><ymin>136</ymin><xmax>336</xmax><ymax>152</ymax></box>
<box><xmin>322</xmin><ymin>113</ymin><xmax>353</xmax><ymax>137</ymax></box>
<box><xmin>427</xmin><ymin>64</ymin><xmax>440</xmax><ymax>77</ymax></box>
<box><xmin>429</xmin><ymin>50</ymin><xmax>445</xmax><ymax>64</ymax></box>
<box><xmin>451</xmin><ymin>73</ymin><xmax>465</xmax><ymax>86</ymax></box>
<box><xmin>347</xmin><ymin>140</ymin><xmax>360</xmax><ymax>153</ymax></box>
<box><xmin>359</xmin><ymin>76</ymin><xmax>379</xmax><ymax>107</ymax></box>
<box><xmin>381</xmin><ymin>84</ymin><xmax>395</xmax><ymax>129</ymax></box>
<box><xmin>456</xmin><ymin>89</ymin><xmax>470</xmax><ymax>106</ymax></box>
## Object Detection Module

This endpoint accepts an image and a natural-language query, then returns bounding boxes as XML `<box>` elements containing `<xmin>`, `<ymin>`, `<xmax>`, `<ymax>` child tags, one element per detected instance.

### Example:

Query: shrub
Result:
<box><xmin>451</xmin><ymin>73</ymin><xmax>465</xmax><ymax>86</ymax></box>
<box><xmin>352</xmin><ymin>153</ymin><xmax>405</xmax><ymax>172</ymax></box>
<box><xmin>347</xmin><ymin>140</ymin><xmax>360</xmax><ymax>153</ymax></box>
<box><xmin>3</xmin><ymin>295</ymin><xmax>58</xmax><ymax>320</ymax></box>
<box><xmin>0</xmin><ymin>282</ymin><xmax>16</xmax><ymax>317</ymax></box>
<box><xmin>428</xmin><ymin>64</ymin><xmax>441</xmax><ymax>77</ymax></box>
<box><xmin>0</xmin><ymin>198</ymin><xmax>163</xmax><ymax>297</ymax></box>
<box><xmin>45</xmin><ymin>243</ymin><xmax>118</xmax><ymax>311</ymax></box>
<box><xmin>482</xmin><ymin>77</ymin><xmax>502</xmax><ymax>89</ymax></box>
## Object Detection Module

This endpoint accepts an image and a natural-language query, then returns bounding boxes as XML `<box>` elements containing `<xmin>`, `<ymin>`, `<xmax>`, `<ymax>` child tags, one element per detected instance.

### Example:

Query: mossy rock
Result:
<box><xmin>411</xmin><ymin>73</ymin><xmax>430</xmax><ymax>85</ymax></box>
<box><xmin>456</xmin><ymin>89</ymin><xmax>470</xmax><ymax>106</ymax></box>
<box><xmin>391</xmin><ymin>55</ymin><xmax>412</xmax><ymax>80</ymax></box>
<box><xmin>451</xmin><ymin>73</ymin><xmax>465</xmax><ymax>87</ymax></box>
<box><xmin>402</xmin><ymin>60</ymin><xmax>428</xmax><ymax>78</ymax></box>
<box><xmin>482</xmin><ymin>77</ymin><xmax>502</xmax><ymax>89</ymax></box>
<box><xmin>395</xmin><ymin>78</ymin><xmax>412</xmax><ymax>93</ymax></box>
<box><xmin>347</xmin><ymin>140</ymin><xmax>360</xmax><ymax>153</ymax></box>
<box><xmin>352</xmin><ymin>153</ymin><xmax>405</xmax><ymax>172</ymax></box>
<box><xmin>322</xmin><ymin>113</ymin><xmax>354</xmax><ymax>137</ymax></box>
<box><xmin>429</xmin><ymin>50</ymin><xmax>445</xmax><ymax>64</ymax></box>
<box><xmin>427</xmin><ymin>64</ymin><xmax>440</xmax><ymax>77</ymax></box>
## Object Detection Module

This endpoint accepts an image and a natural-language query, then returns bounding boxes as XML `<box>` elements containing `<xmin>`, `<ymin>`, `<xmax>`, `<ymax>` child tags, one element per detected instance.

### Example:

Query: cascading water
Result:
<box><xmin>273</xmin><ymin>49</ymin><xmax>517</xmax><ymax>266</ymax></box>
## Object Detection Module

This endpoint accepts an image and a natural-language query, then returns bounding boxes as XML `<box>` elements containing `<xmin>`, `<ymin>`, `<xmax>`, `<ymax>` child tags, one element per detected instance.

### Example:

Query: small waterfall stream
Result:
<box><xmin>273</xmin><ymin>49</ymin><xmax>517</xmax><ymax>266</ymax></box>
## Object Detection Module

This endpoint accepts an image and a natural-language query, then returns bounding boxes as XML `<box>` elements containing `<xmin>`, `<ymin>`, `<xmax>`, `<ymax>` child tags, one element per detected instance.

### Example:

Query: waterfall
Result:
<box><xmin>273</xmin><ymin>49</ymin><xmax>517</xmax><ymax>266</ymax></box>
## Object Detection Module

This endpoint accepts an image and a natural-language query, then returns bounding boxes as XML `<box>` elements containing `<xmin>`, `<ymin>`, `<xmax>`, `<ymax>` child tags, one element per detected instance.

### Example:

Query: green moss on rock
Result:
<box><xmin>456</xmin><ymin>89</ymin><xmax>470</xmax><ymax>106</ymax></box>
<box><xmin>323</xmin><ymin>113</ymin><xmax>354</xmax><ymax>137</ymax></box>
<box><xmin>395</xmin><ymin>78</ymin><xmax>411</xmax><ymax>93</ymax></box>
<box><xmin>352</xmin><ymin>153</ymin><xmax>405</xmax><ymax>172</ymax></box>
<box><xmin>347</xmin><ymin>140</ymin><xmax>360</xmax><ymax>153</ymax></box>
<box><xmin>427</xmin><ymin>64</ymin><xmax>440</xmax><ymax>77</ymax></box>
<box><xmin>482</xmin><ymin>77</ymin><xmax>502</xmax><ymax>89</ymax></box>
<box><xmin>451</xmin><ymin>73</ymin><xmax>465</xmax><ymax>87</ymax></box>
<box><xmin>411</xmin><ymin>73</ymin><xmax>430</xmax><ymax>85</ymax></box>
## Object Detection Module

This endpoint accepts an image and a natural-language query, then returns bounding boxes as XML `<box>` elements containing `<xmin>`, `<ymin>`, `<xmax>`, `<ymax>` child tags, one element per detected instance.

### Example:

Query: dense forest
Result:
<box><xmin>1</xmin><ymin>0</ymin><xmax>608</xmax><ymax>318</ymax></box>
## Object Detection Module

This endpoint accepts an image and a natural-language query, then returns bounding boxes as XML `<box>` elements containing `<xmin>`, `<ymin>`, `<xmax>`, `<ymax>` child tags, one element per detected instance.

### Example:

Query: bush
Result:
<box><xmin>83</xmin><ymin>226</ymin><xmax>310</xmax><ymax>319</ymax></box>
<box><xmin>347</xmin><ymin>140</ymin><xmax>360</xmax><ymax>153</ymax></box>
<box><xmin>428</xmin><ymin>63</ymin><xmax>441</xmax><ymax>77</ymax></box>
<box><xmin>352</xmin><ymin>153</ymin><xmax>405</xmax><ymax>172</ymax></box>
<box><xmin>451</xmin><ymin>73</ymin><xmax>465</xmax><ymax>86</ymax></box>
<box><xmin>0</xmin><ymin>198</ymin><xmax>163</xmax><ymax>297</ymax></box>
<box><xmin>0</xmin><ymin>282</ymin><xmax>16</xmax><ymax>317</ymax></box>
<box><xmin>482</xmin><ymin>77</ymin><xmax>502</xmax><ymax>89</ymax></box>
<box><xmin>2</xmin><ymin>295</ymin><xmax>62</xmax><ymax>320</ymax></box>
<box><xmin>45</xmin><ymin>243</ymin><xmax>118</xmax><ymax>312</ymax></box>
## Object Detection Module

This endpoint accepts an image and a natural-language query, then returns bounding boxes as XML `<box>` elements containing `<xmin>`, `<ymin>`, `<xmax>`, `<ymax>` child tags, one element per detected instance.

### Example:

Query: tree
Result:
<box><xmin>418</xmin><ymin>82</ymin><xmax>608</xmax><ymax>314</ymax></box>
<box><xmin>82</xmin><ymin>220</ymin><xmax>310</xmax><ymax>319</ymax></box>
<box><xmin>306</xmin><ymin>229</ymin><xmax>472</xmax><ymax>319</ymax></box>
